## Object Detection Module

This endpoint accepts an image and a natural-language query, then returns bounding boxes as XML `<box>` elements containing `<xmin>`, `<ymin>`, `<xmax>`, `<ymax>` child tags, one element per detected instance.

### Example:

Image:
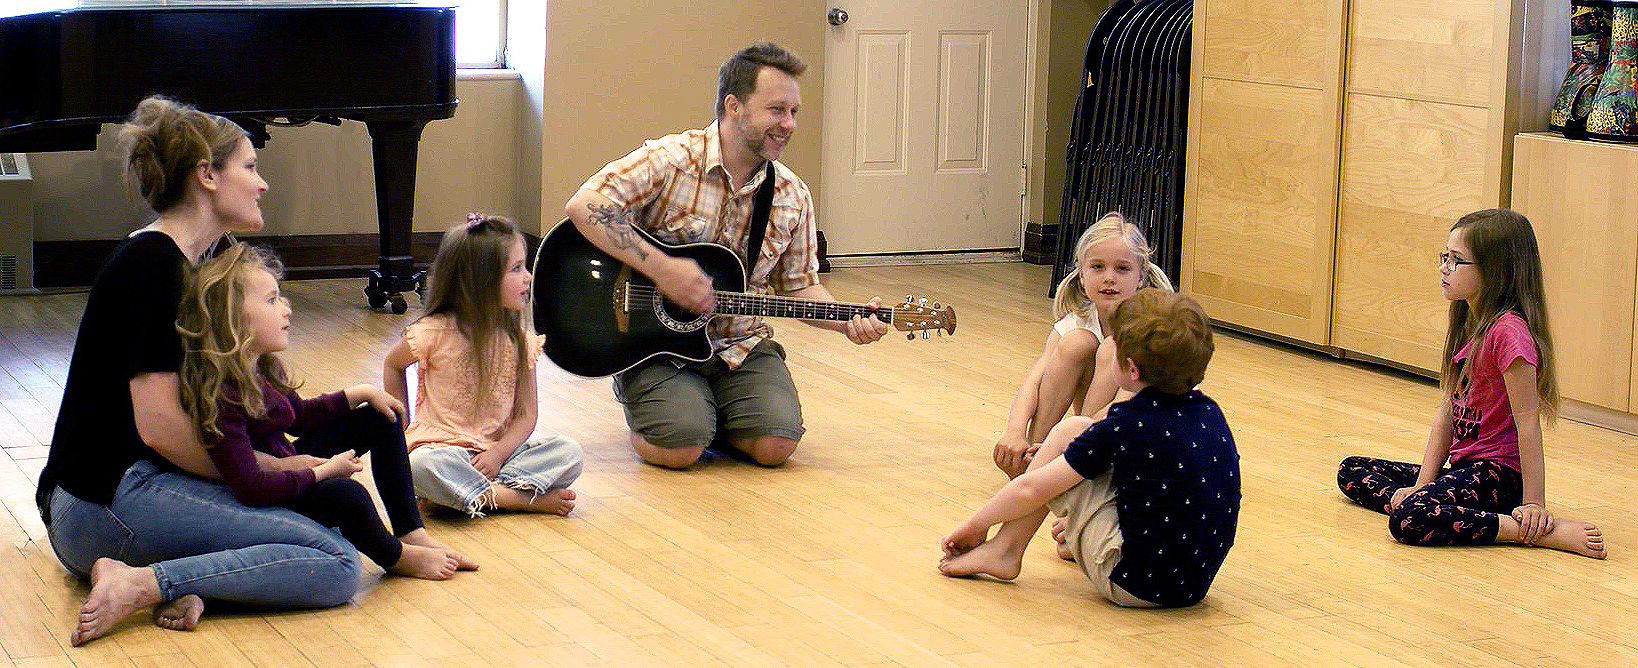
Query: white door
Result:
<box><xmin>818</xmin><ymin>1</ymin><xmax>1029</xmax><ymax>255</ymax></box>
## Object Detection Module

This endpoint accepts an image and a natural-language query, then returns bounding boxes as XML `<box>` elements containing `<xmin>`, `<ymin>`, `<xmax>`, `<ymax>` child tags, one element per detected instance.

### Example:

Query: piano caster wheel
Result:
<box><xmin>366</xmin><ymin>269</ymin><xmax>423</xmax><ymax>313</ymax></box>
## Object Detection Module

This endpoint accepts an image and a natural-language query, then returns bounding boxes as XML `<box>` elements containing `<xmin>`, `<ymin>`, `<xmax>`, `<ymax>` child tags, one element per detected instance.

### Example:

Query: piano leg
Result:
<box><xmin>365</xmin><ymin>120</ymin><xmax>430</xmax><ymax>314</ymax></box>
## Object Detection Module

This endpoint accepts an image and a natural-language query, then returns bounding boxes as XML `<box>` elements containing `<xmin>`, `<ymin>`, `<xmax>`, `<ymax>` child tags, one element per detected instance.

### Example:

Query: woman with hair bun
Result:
<box><xmin>32</xmin><ymin>96</ymin><xmax>454</xmax><ymax>646</ymax></box>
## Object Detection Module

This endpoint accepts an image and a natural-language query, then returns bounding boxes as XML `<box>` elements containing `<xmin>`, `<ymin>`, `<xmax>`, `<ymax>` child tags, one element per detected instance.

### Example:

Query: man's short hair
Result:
<box><xmin>1109</xmin><ymin>289</ymin><xmax>1214</xmax><ymax>395</ymax></box>
<box><xmin>717</xmin><ymin>41</ymin><xmax>807</xmax><ymax>117</ymax></box>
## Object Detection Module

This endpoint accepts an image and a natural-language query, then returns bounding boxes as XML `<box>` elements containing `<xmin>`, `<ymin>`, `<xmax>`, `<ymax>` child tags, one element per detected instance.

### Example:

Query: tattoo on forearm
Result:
<box><xmin>587</xmin><ymin>203</ymin><xmax>649</xmax><ymax>260</ymax></box>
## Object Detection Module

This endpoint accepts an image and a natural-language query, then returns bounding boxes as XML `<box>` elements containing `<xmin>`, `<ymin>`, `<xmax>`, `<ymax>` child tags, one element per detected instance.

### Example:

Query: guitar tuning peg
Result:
<box><xmin>920</xmin><ymin>331</ymin><xmax>929</xmax><ymax>340</ymax></box>
<box><xmin>903</xmin><ymin>294</ymin><xmax>913</xmax><ymax>302</ymax></box>
<box><xmin>906</xmin><ymin>333</ymin><xmax>915</xmax><ymax>341</ymax></box>
<box><xmin>932</xmin><ymin>301</ymin><xmax>941</xmax><ymax>310</ymax></box>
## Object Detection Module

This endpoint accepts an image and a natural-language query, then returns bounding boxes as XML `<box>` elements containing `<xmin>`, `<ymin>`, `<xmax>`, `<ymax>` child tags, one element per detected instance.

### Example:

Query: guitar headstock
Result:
<box><xmin>892</xmin><ymin>295</ymin><xmax>956</xmax><ymax>339</ymax></box>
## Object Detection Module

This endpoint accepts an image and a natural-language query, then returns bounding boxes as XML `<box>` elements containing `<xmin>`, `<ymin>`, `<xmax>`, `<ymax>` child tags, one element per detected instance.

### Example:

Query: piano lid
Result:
<box><xmin>0</xmin><ymin>4</ymin><xmax>456</xmax><ymax>150</ymax></box>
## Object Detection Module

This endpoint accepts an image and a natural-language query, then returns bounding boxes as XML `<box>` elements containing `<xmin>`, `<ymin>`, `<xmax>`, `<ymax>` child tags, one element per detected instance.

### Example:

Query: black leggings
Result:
<box><xmin>1337</xmin><ymin>455</ymin><xmax>1522</xmax><ymax>546</ymax></box>
<box><xmin>285</xmin><ymin>408</ymin><xmax>424</xmax><ymax>568</ymax></box>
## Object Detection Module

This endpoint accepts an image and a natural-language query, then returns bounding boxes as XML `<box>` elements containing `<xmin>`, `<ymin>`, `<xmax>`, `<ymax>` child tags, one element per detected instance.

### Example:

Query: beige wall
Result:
<box><xmin>1029</xmin><ymin>0</ymin><xmax>1109</xmax><ymax>230</ymax></box>
<box><xmin>537</xmin><ymin>0</ymin><xmax>828</xmax><ymax>224</ymax></box>
<box><xmin>25</xmin><ymin>3</ymin><xmax>1098</xmax><ymax>250</ymax></box>
<box><xmin>508</xmin><ymin>0</ymin><xmax>548</xmax><ymax>235</ymax></box>
<box><xmin>29</xmin><ymin>75</ymin><xmax>532</xmax><ymax>241</ymax></box>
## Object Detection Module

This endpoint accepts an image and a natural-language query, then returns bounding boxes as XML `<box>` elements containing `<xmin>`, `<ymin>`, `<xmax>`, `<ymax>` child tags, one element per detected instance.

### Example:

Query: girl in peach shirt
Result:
<box><xmin>384</xmin><ymin>214</ymin><xmax>582</xmax><ymax>516</ymax></box>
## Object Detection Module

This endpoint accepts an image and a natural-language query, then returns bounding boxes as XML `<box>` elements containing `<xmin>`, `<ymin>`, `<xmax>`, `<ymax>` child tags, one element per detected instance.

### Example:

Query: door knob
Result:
<box><xmin>828</xmin><ymin>8</ymin><xmax>849</xmax><ymax>26</ymax></box>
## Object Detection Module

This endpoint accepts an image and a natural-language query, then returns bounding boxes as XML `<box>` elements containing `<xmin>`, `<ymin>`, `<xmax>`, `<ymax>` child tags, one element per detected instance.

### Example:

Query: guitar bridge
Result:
<box><xmin>612</xmin><ymin>266</ymin><xmax>632</xmax><ymax>333</ymax></box>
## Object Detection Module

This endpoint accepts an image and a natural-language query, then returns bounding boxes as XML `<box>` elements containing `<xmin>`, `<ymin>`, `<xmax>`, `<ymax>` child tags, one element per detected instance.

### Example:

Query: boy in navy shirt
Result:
<box><xmin>940</xmin><ymin>288</ymin><xmax>1238</xmax><ymax>607</ymax></box>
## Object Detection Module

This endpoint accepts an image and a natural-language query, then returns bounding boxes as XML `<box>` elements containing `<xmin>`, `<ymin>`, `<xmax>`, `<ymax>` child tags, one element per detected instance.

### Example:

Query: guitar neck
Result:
<box><xmin>712</xmin><ymin>291</ymin><xmax>892</xmax><ymax>324</ymax></box>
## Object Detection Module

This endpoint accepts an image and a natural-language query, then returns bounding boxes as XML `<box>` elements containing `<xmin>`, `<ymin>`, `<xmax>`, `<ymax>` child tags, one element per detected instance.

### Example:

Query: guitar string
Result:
<box><xmin>621</xmin><ymin>284</ymin><xmax>905</xmax><ymax>322</ymax></box>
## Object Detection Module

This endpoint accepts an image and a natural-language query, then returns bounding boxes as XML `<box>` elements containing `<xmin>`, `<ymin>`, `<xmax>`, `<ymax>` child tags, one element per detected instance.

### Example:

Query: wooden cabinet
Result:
<box><xmin>1510</xmin><ymin>133</ymin><xmax>1638</xmax><ymax>415</ymax></box>
<box><xmin>1184</xmin><ymin>0</ymin><xmax>1530</xmax><ymax>373</ymax></box>
<box><xmin>1183</xmin><ymin>0</ymin><xmax>1345</xmax><ymax>348</ymax></box>
<box><xmin>1330</xmin><ymin>0</ymin><xmax>1520</xmax><ymax>372</ymax></box>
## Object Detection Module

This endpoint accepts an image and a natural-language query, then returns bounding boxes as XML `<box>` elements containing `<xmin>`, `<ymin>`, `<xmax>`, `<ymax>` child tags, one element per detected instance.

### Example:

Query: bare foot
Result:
<box><xmin>938</xmin><ymin>539</ymin><xmax>1023</xmax><ymax>581</ymax></box>
<box><xmin>70</xmin><ymin>557</ymin><xmax>162</xmax><ymax>647</ymax></box>
<box><xmin>491</xmin><ymin>485</ymin><xmax>576</xmax><ymax>515</ymax></box>
<box><xmin>153</xmin><ymin>594</ymin><xmax>204</xmax><ymax>631</ymax></box>
<box><xmin>387</xmin><ymin>542</ymin><xmax>459</xmax><ymax>580</ymax></box>
<box><xmin>1533</xmin><ymin>520</ymin><xmax>1607</xmax><ymax>559</ymax></box>
<box><xmin>1050</xmin><ymin>516</ymin><xmax>1075</xmax><ymax>561</ymax></box>
<box><xmin>400</xmin><ymin>528</ymin><xmax>478</xmax><ymax>571</ymax></box>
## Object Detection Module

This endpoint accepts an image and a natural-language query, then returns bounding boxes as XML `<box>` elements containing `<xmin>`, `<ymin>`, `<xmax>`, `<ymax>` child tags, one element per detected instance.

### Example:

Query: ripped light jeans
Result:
<box><xmin>408</xmin><ymin>434</ymin><xmax>582</xmax><ymax>516</ymax></box>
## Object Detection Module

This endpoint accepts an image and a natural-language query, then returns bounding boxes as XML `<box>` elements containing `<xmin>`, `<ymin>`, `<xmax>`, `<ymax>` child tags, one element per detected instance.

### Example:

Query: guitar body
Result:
<box><xmin>534</xmin><ymin>219</ymin><xmax>748</xmax><ymax>378</ymax></box>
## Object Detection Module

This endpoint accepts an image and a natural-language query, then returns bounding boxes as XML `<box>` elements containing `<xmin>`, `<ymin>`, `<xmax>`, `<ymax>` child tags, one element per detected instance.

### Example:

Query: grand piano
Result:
<box><xmin>0</xmin><ymin>4</ymin><xmax>457</xmax><ymax>313</ymax></box>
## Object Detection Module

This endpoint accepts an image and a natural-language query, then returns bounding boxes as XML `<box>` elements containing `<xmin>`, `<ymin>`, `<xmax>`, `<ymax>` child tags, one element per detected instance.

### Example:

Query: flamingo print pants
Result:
<box><xmin>1337</xmin><ymin>456</ymin><xmax>1522</xmax><ymax>545</ymax></box>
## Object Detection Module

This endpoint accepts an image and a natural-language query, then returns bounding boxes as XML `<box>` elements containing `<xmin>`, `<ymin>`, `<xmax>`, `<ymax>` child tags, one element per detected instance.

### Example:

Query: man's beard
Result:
<box><xmin>737</xmin><ymin>112</ymin><xmax>781</xmax><ymax>161</ymax></box>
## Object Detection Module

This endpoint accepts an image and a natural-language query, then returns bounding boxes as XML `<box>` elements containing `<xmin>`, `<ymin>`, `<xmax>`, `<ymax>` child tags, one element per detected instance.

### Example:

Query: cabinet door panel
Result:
<box><xmin>1332</xmin><ymin>94</ymin><xmax>1489</xmax><ymax>371</ymax></box>
<box><xmin>1187</xmin><ymin>77</ymin><xmax>1337</xmax><ymax>344</ymax></box>
<box><xmin>1347</xmin><ymin>0</ymin><xmax>1497</xmax><ymax>105</ymax></box>
<box><xmin>1511</xmin><ymin>133</ymin><xmax>1638</xmax><ymax>412</ymax></box>
<box><xmin>1200</xmin><ymin>0</ymin><xmax>1337</xmax><ymax>87</ymax></box>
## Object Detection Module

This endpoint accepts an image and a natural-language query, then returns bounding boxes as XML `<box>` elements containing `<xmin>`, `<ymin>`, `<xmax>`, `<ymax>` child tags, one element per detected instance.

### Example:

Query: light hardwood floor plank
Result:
<box><xmin>2</xmin><ymin>263</ymin><xmax>1635</xmax><ymax>666</ymax></box>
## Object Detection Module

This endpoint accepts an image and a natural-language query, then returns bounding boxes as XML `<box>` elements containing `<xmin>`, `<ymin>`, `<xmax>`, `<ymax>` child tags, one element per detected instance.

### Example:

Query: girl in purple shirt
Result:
<box><xmin>178</xmin><ymin>244</ymin><xmax>477</xmax><ymax>579</ymax></box>
<box><xmin>1337</xmin><ymin>209</ymin><xmax>1604</xmax><ymax>558</ymax></box>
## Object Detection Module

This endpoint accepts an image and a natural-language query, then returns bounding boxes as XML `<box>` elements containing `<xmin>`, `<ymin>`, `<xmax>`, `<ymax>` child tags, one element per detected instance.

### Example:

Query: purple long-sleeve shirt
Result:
<box><xmin>207</xmin><ymin>377</ymin><xmax>351</xmax><ymax>507</ymax></box>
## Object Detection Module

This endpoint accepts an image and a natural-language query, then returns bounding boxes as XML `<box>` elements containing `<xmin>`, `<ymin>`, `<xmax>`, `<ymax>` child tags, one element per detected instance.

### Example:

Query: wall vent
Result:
<box><xmin>0</xmin><ymin>153</ymin><xmax>36</xmax><ymax>293</ymax></box>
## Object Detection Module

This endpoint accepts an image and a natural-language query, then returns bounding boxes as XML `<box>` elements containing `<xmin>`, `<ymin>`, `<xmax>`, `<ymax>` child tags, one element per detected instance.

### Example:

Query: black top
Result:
<box><xmin>1062</xmin><ymin>386</ymin><xmax>1240</xmax><ymax>607</ymax></box>
<box><xmin>38</xmin><ymin>231</ymin><xmax>188</xmax><ymax>511</ymax></box>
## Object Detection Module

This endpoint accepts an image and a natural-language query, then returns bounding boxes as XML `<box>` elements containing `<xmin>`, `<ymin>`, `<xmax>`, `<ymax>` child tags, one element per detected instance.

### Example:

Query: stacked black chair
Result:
<box><xmin>1050</xmin><ymin>0</ymin><xmax>1191</xmax><ymax>295</ymax></box>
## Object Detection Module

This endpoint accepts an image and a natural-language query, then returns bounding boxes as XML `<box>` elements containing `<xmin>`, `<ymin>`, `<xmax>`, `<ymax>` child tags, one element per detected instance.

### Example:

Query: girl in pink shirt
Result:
<box><xmin>1337</xmin><ymin>208</ymin><xmax>1604</xmax><ymax>558</ymax></box>
<box><xmin>384</xmin><ymin>214</ymin><xmax>582</xmax><ymax>516</ymax></box>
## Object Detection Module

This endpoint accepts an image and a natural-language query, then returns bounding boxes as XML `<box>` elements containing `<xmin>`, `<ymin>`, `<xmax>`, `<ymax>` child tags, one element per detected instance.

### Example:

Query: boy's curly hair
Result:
<box><xmin>1108</xmin><ymin>288</ymin><xmax>1213</xmax><ymax>395</ymax></box>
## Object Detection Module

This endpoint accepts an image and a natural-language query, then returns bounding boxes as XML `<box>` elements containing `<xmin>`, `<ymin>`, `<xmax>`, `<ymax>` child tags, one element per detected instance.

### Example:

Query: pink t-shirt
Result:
<box><xmin>401</xmin><ymin>314</ymin><xmax>544</xmax><ymax>453</ymax></box>
<box><xmin>1447</xmin><ymin>311</ymin><xmax>1538</xmax><ymax>470</ymax></box>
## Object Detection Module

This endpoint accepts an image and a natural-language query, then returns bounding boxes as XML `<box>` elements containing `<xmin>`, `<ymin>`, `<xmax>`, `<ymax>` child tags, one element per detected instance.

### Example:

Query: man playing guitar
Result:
<box><xmin>563</xmin><ymin>41</ymin><xmax>889</xmax><ymax>469</ymax></box>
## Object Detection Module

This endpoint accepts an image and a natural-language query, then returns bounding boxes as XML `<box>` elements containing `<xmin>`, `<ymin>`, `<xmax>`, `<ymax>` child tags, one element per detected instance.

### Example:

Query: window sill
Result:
<box><xmin>458</xmin><ymin>68</ymin><xmax>522</xmax><ymax>81</ymax></box>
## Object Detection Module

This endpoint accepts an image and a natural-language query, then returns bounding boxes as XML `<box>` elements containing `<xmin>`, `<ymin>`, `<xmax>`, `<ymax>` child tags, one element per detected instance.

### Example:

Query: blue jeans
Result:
<box><xmin>408</xmin><ymin>435</ymin><xmax>583</xmax><ymax>515</ymax></box>
<box><xmin>46</xmin><ymin>460</ymin><xmax>360</xmax><ymax>608</ymax></box>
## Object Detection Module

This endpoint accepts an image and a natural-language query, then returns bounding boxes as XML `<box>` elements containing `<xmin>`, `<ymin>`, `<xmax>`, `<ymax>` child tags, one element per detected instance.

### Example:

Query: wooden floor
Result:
<box><xmin>2</xmin><ymin>261</ymin><xmax>1636</xmax><ymax>667</ymax></box>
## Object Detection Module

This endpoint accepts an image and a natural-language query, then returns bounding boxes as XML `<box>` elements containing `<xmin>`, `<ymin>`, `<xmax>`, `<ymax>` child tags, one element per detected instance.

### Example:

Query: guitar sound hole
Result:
<box><xmin>652</xmin><ymin>295</ymin><xmax>710</xmax><ymax>332</ymax></box>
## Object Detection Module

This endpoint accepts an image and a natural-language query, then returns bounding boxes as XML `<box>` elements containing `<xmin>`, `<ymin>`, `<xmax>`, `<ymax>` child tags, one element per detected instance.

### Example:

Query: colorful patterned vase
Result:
<box><xmin>1550</xmin><ymin>0</ymin><xmax>1612</xmax><ymax>138</ymax></box>
<box><xmin>1586</xmin><ymin>1</ymin><xmax>1638</xmax><ymax>141</ymax></box>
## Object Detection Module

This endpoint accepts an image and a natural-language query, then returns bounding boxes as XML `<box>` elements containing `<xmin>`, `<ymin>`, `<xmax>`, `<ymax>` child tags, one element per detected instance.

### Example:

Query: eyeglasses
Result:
<box><xmin>1437</xmin><ymin>252</ymin><xmax>1475</xmax><ymax>270</ymax></box>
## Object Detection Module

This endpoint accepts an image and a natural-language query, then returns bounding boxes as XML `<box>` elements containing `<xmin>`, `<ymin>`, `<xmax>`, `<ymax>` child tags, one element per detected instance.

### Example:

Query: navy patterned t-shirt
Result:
<box><xmin>1061</xmin><ymin>386</ymin><xmax>1240</xmax><ymax>607</ymax></box>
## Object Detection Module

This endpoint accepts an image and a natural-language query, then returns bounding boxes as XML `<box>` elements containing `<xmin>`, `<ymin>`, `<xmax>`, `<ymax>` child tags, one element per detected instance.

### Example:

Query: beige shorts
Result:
<box><xmin>1047</xmin><ymin>472</ymin><xmax>1159</xmax><ymax>607</ymax></box>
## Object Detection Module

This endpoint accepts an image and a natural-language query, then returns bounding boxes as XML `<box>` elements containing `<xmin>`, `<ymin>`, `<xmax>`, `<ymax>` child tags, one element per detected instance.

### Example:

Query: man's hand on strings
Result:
<box><xmin>845</xmin><ymin>297</ymin><xmax>889</xmax><ymax>344</ymax></box>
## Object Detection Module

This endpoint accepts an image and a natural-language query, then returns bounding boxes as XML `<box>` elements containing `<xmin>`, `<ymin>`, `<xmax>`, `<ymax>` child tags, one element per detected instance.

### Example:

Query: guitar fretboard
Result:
<box><xmin>713</xmin><ymin>291</ymin><xmax>892</xmax><ymax>322</ymax></box>
<box><xmin>624</xmin><ymin>284</ymin><xmax>892</xmax><ymax>323</ymax></box>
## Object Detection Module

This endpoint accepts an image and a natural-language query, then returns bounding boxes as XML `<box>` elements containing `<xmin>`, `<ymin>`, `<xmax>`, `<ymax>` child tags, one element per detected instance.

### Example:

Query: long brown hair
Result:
<box><xmin>1441</xmin><ymin>208</ymin><xmax>1558</xmax><ymax>418</ymax></box>
<box><xmin>176</xmin><ymin>243</ymin><xmax>298</xmax><ymax>444</ymax></box>
<box><xmin>416</xmin><ymin>215</ymin><xmax>532</xmax><ymax>418</ymax></box>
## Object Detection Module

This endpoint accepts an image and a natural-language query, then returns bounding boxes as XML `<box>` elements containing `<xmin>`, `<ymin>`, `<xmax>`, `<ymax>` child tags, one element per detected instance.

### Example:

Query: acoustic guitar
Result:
<box><xmin>532</xmin><ymin>220</ymin><xmax>956</xmax><ymax>377</ymax></box>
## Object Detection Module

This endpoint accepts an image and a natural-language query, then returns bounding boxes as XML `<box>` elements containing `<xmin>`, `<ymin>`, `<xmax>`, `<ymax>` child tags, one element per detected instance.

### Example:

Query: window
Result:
<box><xmin>411</xmin><ymin>0</ymin><xmax>507</xmax><ymax>68</ymax></box>
<box><xmin>10</xmin><ymin>1</ymin><xmax>507</xmax><ymax>69</ymax></box>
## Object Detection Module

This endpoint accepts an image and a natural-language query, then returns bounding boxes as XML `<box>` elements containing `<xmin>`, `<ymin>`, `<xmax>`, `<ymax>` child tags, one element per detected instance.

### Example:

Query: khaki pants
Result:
<box><xmin>1047</xmin><ymin>471</ymin><xmax>1159</xmax><ymax>607</ymax></box>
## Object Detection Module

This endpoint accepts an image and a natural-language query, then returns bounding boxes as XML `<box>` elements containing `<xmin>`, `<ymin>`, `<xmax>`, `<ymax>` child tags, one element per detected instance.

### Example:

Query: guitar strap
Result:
<box><xmin>745</xmin><ymin>160</ymin><xmax>777</xmax><ymax>276</ymax></box>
